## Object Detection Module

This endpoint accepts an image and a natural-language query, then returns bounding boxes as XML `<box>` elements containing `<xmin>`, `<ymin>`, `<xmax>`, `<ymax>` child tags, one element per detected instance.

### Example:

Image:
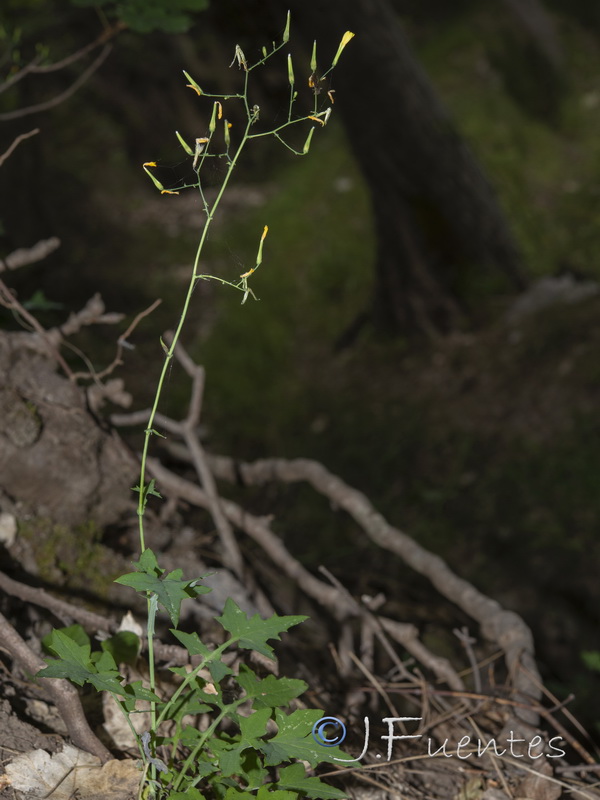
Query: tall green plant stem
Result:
<box><xmin>136</xmin><ymin>117</ymin><xmax>253</xmax><ymax>726</ymax></box>
<box><xmin>137</xmin><ymin>118</ymin><xmax>251</xmax><ymax>552</ymax></box>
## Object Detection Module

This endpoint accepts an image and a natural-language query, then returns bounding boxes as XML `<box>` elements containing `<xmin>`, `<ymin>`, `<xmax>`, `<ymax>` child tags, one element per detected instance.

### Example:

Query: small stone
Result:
<box><xmin>0</xmin><ymin>512</ymin><xmax>17</xmax><ymax>546</ymax></box>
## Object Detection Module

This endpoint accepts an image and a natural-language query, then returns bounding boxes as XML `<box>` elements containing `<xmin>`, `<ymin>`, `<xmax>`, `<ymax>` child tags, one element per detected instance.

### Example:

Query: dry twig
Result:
<box><xmin>0</xmin><ymin>45</ymin><xmax>112</xmax><ymax>121</ymax></box>
<box><xmin>0</xmin><ymin>277</ymin><xmax>74</xmax><ymax>379</ymax></box>
<box><xmin>142</xmin><ymin>456</ymin><xmax>464</xmax><ymax>689</ymax></box>
<box><xmin>0</xmin><ymin>570</ymin><xmax>191</xmax><ymax>666</ymax></box>
<box><xmin>0</xmin><ymin>128</ymin><xmax>40</xmax><ymax>169</ymax></box>
<box><xmin>113</xmin><ymin>334</ymin><xmax>245</xmax><ymax>578</ymax></box>
<box><xmin>0</xmin><ymin>570</ymin><xmax>116</xmax><ymax>634</ymax></box>
<box><xmin>0</xmin><ymin>236</ymin><xmax>61</xmax><ymax>272</ymax></box>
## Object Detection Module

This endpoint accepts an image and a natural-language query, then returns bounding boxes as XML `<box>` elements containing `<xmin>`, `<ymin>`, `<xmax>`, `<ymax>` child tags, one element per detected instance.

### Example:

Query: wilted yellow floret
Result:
<box><xmin>230</xmin><ymin>44</ymin><xmax>247</xmax><ymax>71</ymax></box>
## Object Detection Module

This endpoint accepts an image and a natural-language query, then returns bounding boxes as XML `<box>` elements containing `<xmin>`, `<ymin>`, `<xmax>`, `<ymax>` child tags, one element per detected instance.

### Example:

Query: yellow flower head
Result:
<box><xmin>332</xmin><ymin>31</ymin><xmax>355</xmax><ymax>67</ymax></box>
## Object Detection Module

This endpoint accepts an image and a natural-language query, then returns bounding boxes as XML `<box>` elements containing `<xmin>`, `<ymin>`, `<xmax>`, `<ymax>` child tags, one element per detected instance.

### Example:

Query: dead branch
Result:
<box><xmin>0</xmin><ymin>570</ymin><xmax>116</xmax><ymax>633</ymax></box>
<box><xmin>0</xmin><ymin>278</ymin><xmax>75</xmax><ymax>379</ymax></box>
<box><xmin>0</xmin><ymin>45</ymin><xmax>112</xmax><ymax>121</ymax></box>
<box><xmin>0</xmin><ymin>570</ymin><xmax>193</xmax><ymax>667</ymax></box>
<box><xmin>0</xmin><ymin>610</ymin><xmax>111</xmax><ymax>762</ymax></box>
<box><xmin>0</xmin><ymin>290</ymin><xmax>151</xmax><ymax>408</ymax></box>
<box><xmin>0</xmin><ymin>21</ymin><xmax>123</xmax><ymax>97</ymax></box>
<box><xmin>319</xmin><ymin>564</ymin><xmax>463</xmax><ymax>690</ymax></box>
<box><xmin>203</xmin><ymin>454</ymin><xmax>541</xmax><ymax>724</ymax></box>
<box><xmin>68</xmin><ymin>296</ymin><xmax>159</xmax><ymax>400</ymax></box>
<box><xmin>77</xmin><ymin>298</ymin><xmax>162</xmax><ymax>384</ymax></box>
<box><xmin>143</xmin><ymin>457</ymin><xmax>463</xmax><ymax>690</ymax></box>
<box><xmin>454</xmin><ymin>626</ymin><xmax>482</xmax><ymax>693</ymax></box>
<box><xmin>58</xmin><ymin>293</ymin><xmax>124</xmax><ymax>339</ymax></box>
<box><xmin>167</xmin><ymin>333</ymin><xmax>244</xmax><ymax>579</ymax></box>
<box><xmin>115</xmin><ymin>405</ymin><xmax>244</xmax><ymax>579</ymax></box>
<box><xmin>0</xmin><ymin>128</ymin><xmax>40</xmax><ymax>169</ymax></box>
<box><xmin>0</xmin><ymin>236</ymin><xmax>60</xmax><ymax>271</ymax></box>
<box><xmin>0</xmin><ymin>55</ymin><xmax>43</xmax><ymax>97</ymax></box>
<box><xmin>113</xmin><ymin>333</ymin><xmax>245</xmax><ymax>579</ymax></box>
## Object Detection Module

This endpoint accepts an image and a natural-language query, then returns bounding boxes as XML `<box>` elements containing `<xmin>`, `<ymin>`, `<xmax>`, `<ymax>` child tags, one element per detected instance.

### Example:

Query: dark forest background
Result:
<box><xmin>2</xmin><ymin>0</ymin><xmax>600</xmax><ymax>735</ymax></box>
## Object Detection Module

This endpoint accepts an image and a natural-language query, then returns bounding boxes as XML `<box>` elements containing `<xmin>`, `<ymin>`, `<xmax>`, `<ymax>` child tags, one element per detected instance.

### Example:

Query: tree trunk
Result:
<box><xmin>283</xmin><ymin>0</ymin><xmax>527</xmax><ymax>335</ymax></box>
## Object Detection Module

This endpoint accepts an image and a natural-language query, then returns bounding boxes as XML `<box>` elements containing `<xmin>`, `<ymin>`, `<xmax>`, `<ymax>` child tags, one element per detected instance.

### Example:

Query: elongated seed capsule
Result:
<box><xmin>175</xmin><ymin>131</ymin><xmax>194</xmax><ymax>156</ymax></box>
<box><xmin>183</xmin><ymin>70</ymin><xmax>202</xmax><ymax>95</ymax></box>
<box><xmin>302</xmin><ymin>127</ymin><xmax>315</xmax><ymax>155</ymax></box>
<box><xmin>143</xmin><ymin>163</ymin><xmax>164</xmax><ymax>191</ymax></box>
<box><xmin>209</xmin><ymin>102</ymin><xmax>218</xmax><ymax>133</ymax></box>
<box><xmin>282</xmin><ymin>10</ymin><xmax>290</xmax><ymax>44</ymax></box>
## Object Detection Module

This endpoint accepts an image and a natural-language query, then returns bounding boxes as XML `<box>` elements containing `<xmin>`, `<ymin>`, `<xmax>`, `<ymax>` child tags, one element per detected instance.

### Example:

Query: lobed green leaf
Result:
<box><xmin>237</xmin><ymin>664</ymin><xmax>307</xmax><ymax>709</ymax></box>
<box><xmin>116</xmin><ymin>549</ymin><xmax>211</xmax><ymax>626</ymax></box>
<box><xmin>216</xmin><ymin>598</ymin><xmax>307</xmax><ymax>659</ymax></box>
<box><xmin>277</xmin><ymin>763</ymin><xmax>348</xmax><ymax>799</ymax></box>
<box><xmin>260</xmin><ymin>709</ymin><xmax>351</xmax><ymax>768</ymax></box>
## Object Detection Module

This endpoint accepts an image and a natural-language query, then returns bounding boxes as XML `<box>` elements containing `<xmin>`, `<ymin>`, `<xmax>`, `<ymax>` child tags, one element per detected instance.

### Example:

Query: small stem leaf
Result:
<box><xmin>115</xmin><ymin>549</ymin><xmax>212</xmax><ymax>627</ymax></box>
<box><xmin>131</xmin><ymin>479</ymin><xmax>162</xmax><ymax>512</ymax></box>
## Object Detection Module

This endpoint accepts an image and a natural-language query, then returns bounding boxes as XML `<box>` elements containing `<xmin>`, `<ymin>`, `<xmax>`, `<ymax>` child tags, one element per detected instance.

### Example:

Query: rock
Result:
<box><xmin>505</xmin><ymin>274</ymin><xmax>599</xmax><ymax>325</ymax></box>
<box><xmin>0</xmin><ymin>332</ymin><xmax>137</xmax><ymax>527</ymax></box>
